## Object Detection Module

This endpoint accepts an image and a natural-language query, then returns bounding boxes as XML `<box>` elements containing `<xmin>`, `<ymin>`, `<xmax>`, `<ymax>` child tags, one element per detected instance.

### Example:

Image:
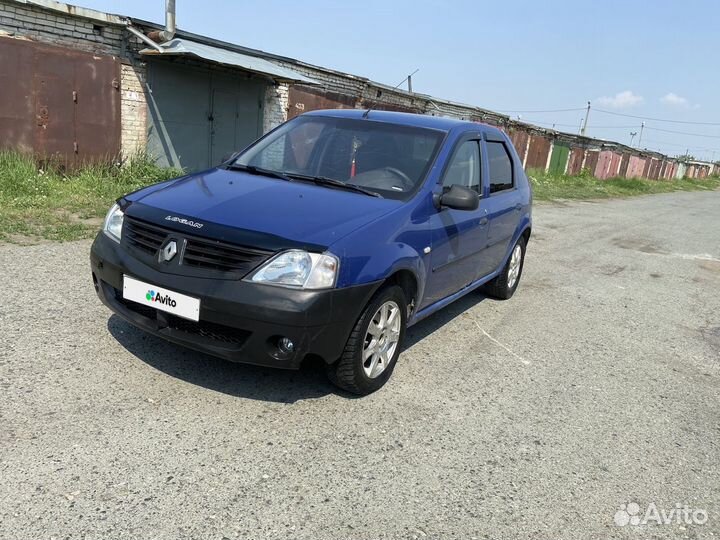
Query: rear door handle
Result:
<box><xmin>514</xmin><ymin>203</ymin><xmax>522</xmax><ymax>211</ymax></box>
<box><xmin>479</xmin><ymin>217</ymin><xmax>489</xmax><ymax>226</ymax></box>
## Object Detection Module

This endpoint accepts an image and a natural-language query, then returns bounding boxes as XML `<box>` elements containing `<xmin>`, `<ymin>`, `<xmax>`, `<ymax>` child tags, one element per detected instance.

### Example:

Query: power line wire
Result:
<box><xmin>531</xmin><ymin>117</ymin><xmax>720</xmax><ymax>139</ymax></box>
<box><xmin>641</xmin><ymin>138</ymin><xmax>717</xmax><ymax>152</ymax></box>
<box><xmin>594</xmin><ymin>108</ymin><xmax>720</xmax><ymax>126</ymax></box>
<box><xmin>644</xmin><ymin>126</ymin><xmax>720</xmax><ymax>139</ymax></box>
<box><xmin>497</xmin><ymin>107</ymin><xmax>586</xmax><ymax>114</ymax></box>
<box><xmin>525</xmin><ymin>119</ymin><xmax>638</xmax><ymax>129</ymax></box>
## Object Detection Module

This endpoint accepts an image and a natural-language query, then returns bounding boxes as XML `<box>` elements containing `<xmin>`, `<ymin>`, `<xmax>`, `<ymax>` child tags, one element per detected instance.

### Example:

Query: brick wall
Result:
<box><xmin>120</xmin><ymin>63</ymin><xmax>147</xmax><ymax>157</ymax></box>
<box><xmin>0</xmin><ymin>0</ymin><xmax>122</xmax><ymax>54</ymax></box>
<box><xmin>263</xmin><ymin>83</ymin><xmax>289</xmax><ymax>133</ymax></box>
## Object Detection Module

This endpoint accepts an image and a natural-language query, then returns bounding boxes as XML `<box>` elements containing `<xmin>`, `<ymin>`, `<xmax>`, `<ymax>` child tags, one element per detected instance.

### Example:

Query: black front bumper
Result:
<box><xmin>90</xmin><ymin>233</ymin><xmax>381</xmax><ymax>369</ymax></box>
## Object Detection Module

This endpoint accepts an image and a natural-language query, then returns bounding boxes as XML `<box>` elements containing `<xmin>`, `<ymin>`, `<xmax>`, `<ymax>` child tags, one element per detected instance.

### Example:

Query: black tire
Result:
<box><xmin>482</xmin><ymin>236</ymin><xmax>527</xmax><ymax>300</ymax></box>
<box><xmin>327</xmin><ymin>285</ymin><xmax>407</xmax><ymax>395</ymax></box>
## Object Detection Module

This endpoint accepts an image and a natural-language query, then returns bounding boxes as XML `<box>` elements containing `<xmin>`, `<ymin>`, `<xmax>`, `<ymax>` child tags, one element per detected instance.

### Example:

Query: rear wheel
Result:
<box><xmin>327</xmin><ymin>285</ymin><xmax>407</xmax><ymax>395</ymax></box>
<box><xmin>483</xmin><ymin>237</ymin><xmax>526</xmax><ymax>300</ymax></box>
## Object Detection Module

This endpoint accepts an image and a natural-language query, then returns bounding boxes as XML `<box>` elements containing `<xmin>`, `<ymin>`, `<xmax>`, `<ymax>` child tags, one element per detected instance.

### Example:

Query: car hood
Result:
<box><xmin>124</xmin><ymin>168</ymin><xmax>401</xmax><ymax>248</ymax></box>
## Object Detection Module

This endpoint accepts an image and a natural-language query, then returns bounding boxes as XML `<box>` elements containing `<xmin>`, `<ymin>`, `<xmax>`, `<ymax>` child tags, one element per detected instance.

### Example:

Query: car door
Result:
<box><xmin>482</xmin><ymin>135</ymin><xmax>524</xmax><ymax>273</ymax></box>
<box><xmin>422</xmin><ymin>137</ymin><xmax>490</xmax><ymax>307</ymax></box>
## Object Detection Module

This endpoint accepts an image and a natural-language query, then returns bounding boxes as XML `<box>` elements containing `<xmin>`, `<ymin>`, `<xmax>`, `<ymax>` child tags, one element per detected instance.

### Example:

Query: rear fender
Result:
<box><xmin>497</xmin><ymin>216</ymin><xmax>532</xmax><ymax>270</ymax></box>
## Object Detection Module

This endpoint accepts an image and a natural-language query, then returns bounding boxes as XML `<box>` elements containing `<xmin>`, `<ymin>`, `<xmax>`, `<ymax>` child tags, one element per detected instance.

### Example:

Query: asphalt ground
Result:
<box><xmin>1</xmin><ymin>190</ymin><xmax>719</xmax><ymax>539</ymax></box>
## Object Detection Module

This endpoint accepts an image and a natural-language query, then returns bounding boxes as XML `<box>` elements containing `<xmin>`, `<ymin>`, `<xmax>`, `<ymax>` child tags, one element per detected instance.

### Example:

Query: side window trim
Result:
<box><xmin>482</xmin><ymin>136</ymin><xmax>515</xmax><ymax>196</ymax></box>
<box><xmin>437</xmin><ymin>136</ymin><xmax>483</xmax><ymax>197</ymax></box>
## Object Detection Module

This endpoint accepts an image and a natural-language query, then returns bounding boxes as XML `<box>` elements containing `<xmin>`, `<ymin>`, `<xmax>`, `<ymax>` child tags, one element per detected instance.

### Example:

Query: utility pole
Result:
<box><xmin>638</xmin><ymin>121</ymin><xmax>645</xmax><ymax>148</ymax></box>
<box><xmin>406</xmin><ymin>68</ymin><xmax>419</xmax><ymax>93</ymax></box>
<box><xmin>580</xmin><ymin>101</ymin><xmax>591</xmax><ymax>136</ymax></box>
<box><xmin>629</xmin><ymin>131</ymin><xmax>637</xmax><ymax>147</ymax></box>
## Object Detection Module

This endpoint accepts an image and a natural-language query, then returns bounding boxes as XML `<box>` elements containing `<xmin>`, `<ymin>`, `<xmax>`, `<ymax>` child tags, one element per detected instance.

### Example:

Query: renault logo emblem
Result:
<box><xmin>160</xmin><ymin>239</ymin><xmax>178</xmax><ymax>262</ymax></box>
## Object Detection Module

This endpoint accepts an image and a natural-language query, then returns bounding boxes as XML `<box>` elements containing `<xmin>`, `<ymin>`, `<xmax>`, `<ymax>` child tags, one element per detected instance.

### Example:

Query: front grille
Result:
<box><xmin>115</xmin><ymin>289</ymin><xmax>250</xmax><ymax>346</ymax></box>
<box><xmin>124</xmin><ymin>217</ymin><xmax>166</xmax><ymax>256</ymax></box>
<box><xmin>183</xmin><ymin>237</ymin><xmax>271</xmax><ymax>273</ymax></box>
<box><xmin>122</xmin><ymin>216</ymin><xmax>273</xmax><ymax>276</ymax></box>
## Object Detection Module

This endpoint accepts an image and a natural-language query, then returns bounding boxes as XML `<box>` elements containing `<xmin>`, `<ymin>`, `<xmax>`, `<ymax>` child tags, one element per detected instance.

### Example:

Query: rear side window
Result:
<box><xmin>486</xmin><ymin>141</ymin><xmax>513</xmax><ymax>193</ymax></box>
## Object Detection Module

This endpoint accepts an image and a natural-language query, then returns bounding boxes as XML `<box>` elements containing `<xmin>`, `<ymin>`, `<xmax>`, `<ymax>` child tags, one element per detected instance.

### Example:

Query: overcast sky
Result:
<box><xmin>76</xmin><ymin>0</ymin><xmax>720</xmax><ymax>160</ymax></box>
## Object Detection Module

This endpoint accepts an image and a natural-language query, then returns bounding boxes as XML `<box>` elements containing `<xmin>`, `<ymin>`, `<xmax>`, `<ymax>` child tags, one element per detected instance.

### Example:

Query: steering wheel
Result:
<box><xmin>382</xmin><ymin>167</ymin><xmax>414</xmax><ymax>190</ymax></box>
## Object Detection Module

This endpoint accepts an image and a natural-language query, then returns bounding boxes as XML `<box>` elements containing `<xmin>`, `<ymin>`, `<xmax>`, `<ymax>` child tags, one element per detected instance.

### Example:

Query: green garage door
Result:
<box><xmin>147</xmin><ymin>60</ymin><xmax>265</xmax><ymax>172</ymax></box>
<box><xmin>548</xmin><ymin>143</ymin><xmax>570</xmax><ymax>175</ymax></box>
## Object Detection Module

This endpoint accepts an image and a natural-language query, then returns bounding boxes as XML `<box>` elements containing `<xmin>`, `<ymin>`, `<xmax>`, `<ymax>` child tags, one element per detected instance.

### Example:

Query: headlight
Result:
<box><xmin>103</xmin><ymin>203</ymin><xmax>124</xmax><ymax>243</ymax></box>
<box><xmin>247</xmin><ymin>250</ymin><xmax>339</xmax><ymax>289</ymax></box>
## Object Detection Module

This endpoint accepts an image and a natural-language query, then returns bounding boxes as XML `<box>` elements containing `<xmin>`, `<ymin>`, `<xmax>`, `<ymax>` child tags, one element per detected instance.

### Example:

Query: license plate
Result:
<box><xmin>123</xmin><ymin>275</ymin><xmax>200</xmax><ymax>322</ymax></box>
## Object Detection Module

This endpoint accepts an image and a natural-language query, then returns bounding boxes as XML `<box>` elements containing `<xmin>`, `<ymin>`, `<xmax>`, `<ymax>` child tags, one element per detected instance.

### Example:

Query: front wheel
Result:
<box><xmin>483</xmin><ymin>237</ymin><xmax>526</xmax><ymax>300</ymax></box>
<box><xmin>327</xmin><ymin>285</ymin><xmax>407</xmax><ymax>395</ymax></box>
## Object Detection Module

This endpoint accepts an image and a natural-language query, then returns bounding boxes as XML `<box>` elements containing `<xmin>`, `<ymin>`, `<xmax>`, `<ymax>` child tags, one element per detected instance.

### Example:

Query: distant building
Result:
<box><xmin>0</xmin><ymin>0</ymin><xmax>717</xmax><ymax>178</ymax></box>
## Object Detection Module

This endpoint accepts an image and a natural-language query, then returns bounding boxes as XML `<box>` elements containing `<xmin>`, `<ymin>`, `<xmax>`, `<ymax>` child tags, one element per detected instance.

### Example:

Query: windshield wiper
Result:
<box><xmin>284</xmin><ymin>172</ymin><xmax>382</xmax><ymax>198</ymax></box>
<box><xmin>226</xmin><ymin>163</ymin><xmax>293</xmax><ymax>182</ymax></box>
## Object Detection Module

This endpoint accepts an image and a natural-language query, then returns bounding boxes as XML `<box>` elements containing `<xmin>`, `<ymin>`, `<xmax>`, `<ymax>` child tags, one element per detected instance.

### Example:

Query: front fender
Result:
<box><xmin>337</xmin><ymin>241</ymin><xmax>426</xmax><ymax>297</ymax></box>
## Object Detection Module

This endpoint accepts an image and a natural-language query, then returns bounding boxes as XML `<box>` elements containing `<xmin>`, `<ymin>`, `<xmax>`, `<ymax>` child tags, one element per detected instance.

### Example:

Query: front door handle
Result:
<box><xmin>479</xmin><ymin>217</ymin><xmax>489</xmax><ymax>226</ymax></box>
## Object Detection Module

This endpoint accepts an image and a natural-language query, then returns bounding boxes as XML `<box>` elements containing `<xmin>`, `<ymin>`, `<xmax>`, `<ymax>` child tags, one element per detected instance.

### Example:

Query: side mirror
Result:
<box><xmin>439</xmin><ymin>185</ymin><xmax>479</xmax><ymax>211</ymax></box>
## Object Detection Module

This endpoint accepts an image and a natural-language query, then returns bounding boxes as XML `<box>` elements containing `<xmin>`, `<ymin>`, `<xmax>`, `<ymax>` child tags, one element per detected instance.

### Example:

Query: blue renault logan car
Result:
<box><xmin>91</xmin><ymin>110</ymin><xmax>532</xmax><ymax>394</ymax></box>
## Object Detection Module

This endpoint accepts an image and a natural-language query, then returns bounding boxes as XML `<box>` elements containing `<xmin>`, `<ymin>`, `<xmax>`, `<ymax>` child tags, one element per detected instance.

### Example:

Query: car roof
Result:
<box><xmin>303</xmin><ymin>108</ymin><xmax>501</xmax><ymax>134</ymax></box>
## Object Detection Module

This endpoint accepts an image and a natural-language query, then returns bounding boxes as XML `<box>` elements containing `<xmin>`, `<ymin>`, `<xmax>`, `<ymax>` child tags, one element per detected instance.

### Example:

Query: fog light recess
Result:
<box><xmin>278</xmin><ymin>337</ymin><xmax>295</xmax><ymax>354</ymax></box>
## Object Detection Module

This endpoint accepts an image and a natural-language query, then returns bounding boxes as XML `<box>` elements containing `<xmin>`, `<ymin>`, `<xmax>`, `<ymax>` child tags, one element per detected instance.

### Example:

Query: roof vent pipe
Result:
<box><xmin>148</xmin><ymin>0</ymin><xmax>176</xmax><ymax>43</ymax></box>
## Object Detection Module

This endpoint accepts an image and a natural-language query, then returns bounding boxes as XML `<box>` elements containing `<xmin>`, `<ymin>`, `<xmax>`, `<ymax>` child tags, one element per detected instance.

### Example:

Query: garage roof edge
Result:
<box><xmin>139</xmin><ymin>38</ymin><xmax>319</xmax><ymax>85</ymax></box>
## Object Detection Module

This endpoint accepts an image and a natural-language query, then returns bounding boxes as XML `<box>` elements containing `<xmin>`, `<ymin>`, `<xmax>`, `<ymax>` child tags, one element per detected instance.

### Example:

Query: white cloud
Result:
<box><xmin>660</xmin><ymin>92</ymin><xmax>689</xmax><ymax>107</ymax></box>
<box><xmin>596</xmin><ymin>90</ymin><xmax>644</xmax><ymax>109</ymax></box>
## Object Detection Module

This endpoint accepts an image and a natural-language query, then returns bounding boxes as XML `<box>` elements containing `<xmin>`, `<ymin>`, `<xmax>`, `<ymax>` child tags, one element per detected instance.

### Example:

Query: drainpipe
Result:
<box><xmin>126</xmin><ymin>23</ymin><xmax>163</xmax><ymax>52</ymax></box>
<box><xmin>147</xmin><ymin>0</ymin><xmax>176</xmax><ymax>43</ymax></box>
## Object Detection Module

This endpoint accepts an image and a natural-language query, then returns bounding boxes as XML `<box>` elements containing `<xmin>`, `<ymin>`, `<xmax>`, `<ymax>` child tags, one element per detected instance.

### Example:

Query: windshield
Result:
<box><xmin>233</xmin><ymin>116</ymin><xmax>445</xmax><ymax>200</ymax></box>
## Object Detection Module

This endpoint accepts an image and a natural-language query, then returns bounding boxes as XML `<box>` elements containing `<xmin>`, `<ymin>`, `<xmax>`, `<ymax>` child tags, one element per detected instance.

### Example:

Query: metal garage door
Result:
<box><xmin>146</xmin><ymin>60</ymin><xmax>265</xmax><ymax>172</ymax></box>
<box><xmin>0</xmin><ymin>36</ymin><xmax>120</xmax><ymax>165</ymax></box>
<box><xmin>287</xmin><ymin>84</ymin><xmax>357</xmax><ymax>120</ymax></box>
<box><xmin>548</xmin><ymin>143</ymin><xmax>570</xmax><ymax>175</ymax></box>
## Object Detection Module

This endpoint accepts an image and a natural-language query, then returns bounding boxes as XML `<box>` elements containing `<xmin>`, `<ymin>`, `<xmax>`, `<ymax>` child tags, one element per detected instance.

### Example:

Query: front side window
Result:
<box><xmin>234</xmin><ymin>116</ymin><xmax>445</xmax><ymax>200</ymax></box>
<box><xmin>487</xmin><ymin>141</ymin><xmax>514</xmax><ymax>193</ymax></box>
<box><xmin>442</xmin><ymin>140</ymin><xmax>481</xmax><ymax>193</ymax></box>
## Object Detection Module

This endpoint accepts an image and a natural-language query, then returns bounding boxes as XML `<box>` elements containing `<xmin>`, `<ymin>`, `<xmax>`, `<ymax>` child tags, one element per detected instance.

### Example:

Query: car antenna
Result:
<box><xmin>362</xmin><ymin>68</ymin><xmax>419</xmax><ymax>119</ymax></box>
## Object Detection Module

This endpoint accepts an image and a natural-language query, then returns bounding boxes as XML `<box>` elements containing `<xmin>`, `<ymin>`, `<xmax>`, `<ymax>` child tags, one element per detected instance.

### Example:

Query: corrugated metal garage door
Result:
<box><xmin>0</xmin><ymin>36</ymin><xmax>120</xmax><ymax>165</ymax></box>
<box><xmin>147</xmin><ymin>60</ymin><xmax>265</xmax><ymax>172</ymax></box>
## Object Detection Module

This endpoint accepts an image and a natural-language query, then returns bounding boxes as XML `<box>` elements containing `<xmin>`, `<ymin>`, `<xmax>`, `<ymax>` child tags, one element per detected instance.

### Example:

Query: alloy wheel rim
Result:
<box><xmin>363</xmin><ymin>300</ymin><xmax>401</xmax><ymax>379</ymax></box>
<box><xmin>507</xmin><ymin>245</ymin><xmax>522</xmax><ymax>288</ymax></box>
